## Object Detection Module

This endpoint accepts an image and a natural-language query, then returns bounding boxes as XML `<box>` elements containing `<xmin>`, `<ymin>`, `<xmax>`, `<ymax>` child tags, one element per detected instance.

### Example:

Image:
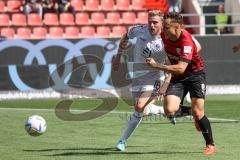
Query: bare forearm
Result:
<box><xmin>151</xmin><ymin>63</ymin><xmax>185</xmax><ymax>74</ymax></box>
<box><xmin>165</xmin><ymin>73</ymin><xmax>172</xmax><ymax>83</ymax></box>
<box><xmin>117</xmin><ymin>33</ymin><xmax>129</xmax><ymax>54</ymax></box>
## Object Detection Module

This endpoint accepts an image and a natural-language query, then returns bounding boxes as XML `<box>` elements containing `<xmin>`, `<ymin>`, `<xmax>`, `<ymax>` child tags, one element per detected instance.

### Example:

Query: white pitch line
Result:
<box><xmin>0</xmin><ymin>107</ymin><xmax>239</xmax><ymax>122</ymax></box>
<box><xmin>0</xmin><ymin>107</ymin><xmax>133</xmax><ymax>114</ymax></box>
<box><xmin>208</xmin><ymin>117</ymin><xmax>239</xmax><ymax>122</ymax></box>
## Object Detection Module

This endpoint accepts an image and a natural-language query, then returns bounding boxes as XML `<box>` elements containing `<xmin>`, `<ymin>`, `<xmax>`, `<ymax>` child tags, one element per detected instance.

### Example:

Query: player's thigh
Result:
<box><xmin>164</xmin><ymin>95</ymin><xmax>181</xmax><ymax>114</ymax></box>
<box><xmin>164</xmin><ymin>81</ymin><xmax>184</xmax><ymax>113</ymax></box>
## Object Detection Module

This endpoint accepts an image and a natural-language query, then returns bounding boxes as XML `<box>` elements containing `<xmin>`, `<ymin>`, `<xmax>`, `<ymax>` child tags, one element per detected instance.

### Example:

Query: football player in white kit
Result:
<box><xmin>112</xmin><ymin>10</ymin><xmax>198</xmax><ymax>151</ymax></box>
<box><xmin>112</xmin><ymin>10</ymin><xmax>170</xmax><ymax>151</ymax></box>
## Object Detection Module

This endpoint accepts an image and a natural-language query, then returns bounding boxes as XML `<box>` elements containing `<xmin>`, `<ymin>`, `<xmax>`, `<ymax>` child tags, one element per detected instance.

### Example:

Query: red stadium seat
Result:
<box><xmin>137</xmin><ymin>11</ymin><xmax>148</xmax><ymax>24</ymax></box>
<box><xmin>81</xmin><ymin>26</ymin><xmax>95</xmax><ymax>37</ymax></box>
<box><xmin>32</xmin><ymin>27</ymin><xmax>47</xmax><ymax>39</ymax></box>
<box><xmin>1</xmin><ymin>28</ymin><xmax>15</xmax><ymax>39</ymax></box>
<box><xmin>70</xmin><ymin>0</ymin><xmax>84</xmax><ymax>11</ymax></box>
<box><xmin>75</xmin><ymin>12</ymin><xmax>90</xmax><ymax>25</ymax></box>
<box><xmin>60</xmin><ymin>13</ymin><xmax>75</xmax><ymax>25</ymax></box>
<box><xmin>101</xmin><ymin>0</ymin><xmax>115</xmax><ymax>11</ymax></box>
<box><xmin>49</xmin><ymin>27</ymin><xmax>64</xmax><ymax>38</ymax></box>
<box><xmin>0</xmin><ymin>14</ymin><xmax>10</xmax><ymax>26</ymax></box>
<box><xmin>0</xmin><ymin>1</ymin><xmax>5</xmax><ymax>12</ymax></box>
<box><xmin>132</xmin><ymin>0</ymin><xmax>144</xmax><ymax>10</ymax></box>
<box><xmin>116</xmin><ymin>0</ymin><xmax>130</xmax><ymax>10</ymax></box>
<box><xmin>96</xmin><ymin>26</ymin><xmax>110</xmax><ymax>37</ymax></box>
<box><xmin>112</xmin><ymin>26</ymin><xmax>126</xmax><ymax>37</ymax></box>
<box><xmin>91</xmin><ymin>12</ymin><xmax>105</xmax><ymax>25</ymax></box>
<box><xmin>44</xmin><ymin>13</ymin><xmax>59</xmax><ymax>26</ymax></box>
<box><xmin>85</xmin><ymin>0</ymin><xmax>99</xmax><ymax>11</ymax></box>
<box><xmin>122</xmin><ymin>12</ymin><xmax>136</xmax><ymax>24</ymax></box>
<box><xmin>17</xmin><ymin>27</ymin><xmax>31</xmax><ymax>39</ymax></box>
<box><xmin>12</xmin><ymin>13</ymin><xmax>27</xmax><ymax>26</ymax></box>
<box><xmin>7</xmin><ymin>0</ymin><xmax>21</xmax><ymax>12</ymax></box>
<box><xmin>106</xmin><ymin>12</ymin><xmax>121</xmax><ymax>24</ymax></box>
<box><xmin>65</xmin><ymin>26</ymin><xmax>80</xmax><ymax>38</ymax></box>
<box><xmin>28</xmin><ymin>13</ymin><xmax>43</xmax><ymax>26</ymax></box>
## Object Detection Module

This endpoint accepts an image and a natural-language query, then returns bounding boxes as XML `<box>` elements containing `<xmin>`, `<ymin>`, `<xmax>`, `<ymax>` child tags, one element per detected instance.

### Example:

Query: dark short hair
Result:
<box><xmin>163</xmin><ymin>12</ymin><xmax>183</xmax><ymax>25</ymax></box>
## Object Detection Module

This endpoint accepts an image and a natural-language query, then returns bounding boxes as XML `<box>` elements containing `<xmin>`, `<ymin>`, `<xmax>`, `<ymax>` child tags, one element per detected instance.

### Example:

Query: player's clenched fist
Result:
<box><xmin>146</xmin><ymin>57</ymin><xmax>157</xmax><ymax>67</ymax></box>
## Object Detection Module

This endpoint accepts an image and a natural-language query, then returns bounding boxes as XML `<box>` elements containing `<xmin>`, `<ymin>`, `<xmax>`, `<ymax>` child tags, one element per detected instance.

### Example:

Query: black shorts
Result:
<box><xmin>165</xmin><ymin>72</ymin><xmax>206</xmax><ymax>100</ymax></box>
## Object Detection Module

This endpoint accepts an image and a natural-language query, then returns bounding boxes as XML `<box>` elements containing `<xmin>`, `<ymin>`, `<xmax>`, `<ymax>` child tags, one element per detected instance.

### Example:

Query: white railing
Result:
<box><xmin>182</xmin><ymin>13</ymin><xmax>240</xmax><ymax>35</ymax></box>
<box><xmin>198</xmin><ymin>0</ymin><xmax>224</xmax><ymax>6</ymax></box>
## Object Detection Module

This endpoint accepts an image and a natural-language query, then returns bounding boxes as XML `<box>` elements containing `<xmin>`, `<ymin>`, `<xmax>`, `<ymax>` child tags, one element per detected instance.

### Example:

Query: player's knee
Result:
<box><xmin>164</xmin><ymin>107</ymin><xmax>175</xmax><ymax>115</ymax></box>
<box><xmin>143</xmin><ymin>107</ymin><xmax>149</xmax><ymax>116</ymax></box>
<box><xmin>134</xmin><ymin>104</ymin><xmax>145</xmax><ymax>112</ymax></box>
<box><xmin>192</xmin><ymin>108</ymin><xmax>204</xmax><ymax>120</ymax></box>
<box><xmin>191</xmin><ymin>98</ymin><xmax>205</xmax><ymax>120</ymax></box>
<box><xmin>164</xmin><ymin>106</ymin><xmax>178</xmax><ymax>115</ymax></box>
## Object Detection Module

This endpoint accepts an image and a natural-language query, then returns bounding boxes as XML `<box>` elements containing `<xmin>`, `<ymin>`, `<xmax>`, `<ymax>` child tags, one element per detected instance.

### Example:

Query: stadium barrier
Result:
<box><xmin>0</xmin><ymin>36</ymin><xmax>239</xmax><ymax>99</ymax></box>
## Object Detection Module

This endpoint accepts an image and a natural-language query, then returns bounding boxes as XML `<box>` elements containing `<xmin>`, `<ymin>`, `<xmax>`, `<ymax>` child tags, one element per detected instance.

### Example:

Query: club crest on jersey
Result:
<box><xmin>176</xmin><ymin>48</ymin><xmax>181</xmax><ymax>53</ymax></box>
<box><xmin>155</xmin><ymin>44</ymin><xmax>161</xmax><ymax>50</ymax></box>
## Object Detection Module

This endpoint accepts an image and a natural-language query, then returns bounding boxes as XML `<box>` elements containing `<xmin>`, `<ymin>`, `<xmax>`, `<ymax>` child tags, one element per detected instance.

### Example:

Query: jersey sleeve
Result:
<box><xmin>127</xmin><ymin>25</ymin><xmax>144</xmax><ymax>39</ymax></box>
<box><xmin>179</xmin><ymin>36</ymin><xmax>194</xmax><ymax>63</ymax></box>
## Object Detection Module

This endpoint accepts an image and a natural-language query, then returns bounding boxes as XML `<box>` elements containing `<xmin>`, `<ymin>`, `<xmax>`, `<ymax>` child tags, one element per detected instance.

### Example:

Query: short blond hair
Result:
<box><xmin>148</xmin><ymin>10</ymin><xmax>163</xmax><ymax>18</ymax></box>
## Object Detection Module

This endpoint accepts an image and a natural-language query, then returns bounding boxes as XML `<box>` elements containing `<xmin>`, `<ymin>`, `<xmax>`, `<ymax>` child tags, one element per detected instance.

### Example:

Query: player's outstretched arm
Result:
<box><xmin>146</xmin><ymin>58</ymin><xmax>188</xmax><ymax>75</ymax></box>
<box><xmin>112</xmin><ymin>33</ymin><xmax>129</xmax><ymax>71</ymax></box>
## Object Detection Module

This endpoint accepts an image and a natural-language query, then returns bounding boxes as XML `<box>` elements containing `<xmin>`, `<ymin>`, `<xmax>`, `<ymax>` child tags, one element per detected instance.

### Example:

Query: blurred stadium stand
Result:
<box><xmin>0</xmin><ymin>0</ymin><xmax>239</xmax><ymax>39</ymax></box>
<box><xmin>0</xmin><ymin>0</ymin><xmax>155</xmax><ymax>38</ymax></box>
<box><xmin>0</xmin><ymin>0</ymin><xmax>240</xmax><ymax>99</ymax></box>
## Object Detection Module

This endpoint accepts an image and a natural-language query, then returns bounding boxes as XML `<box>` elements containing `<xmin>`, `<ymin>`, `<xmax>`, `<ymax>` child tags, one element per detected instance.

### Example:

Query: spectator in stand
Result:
<box><xmin>225</xmin><ymin>0</ymin><xmax>240</xmax><ymax>33</ymax></box>
<box><xmin>168</xmin><ymin>0</ymin><xmax>182</xmax><ymax>12</ymax></box>
<box><xmin>54</xmin><ymin>0</ymin><xmax>75</xmax><ymax>15</ymax></box>
<box><xmin>214</xmin><ymin>4</ymin><xmax>232</xmax><ymax>35</ymax></box>
<box><xmin>23</xmin><ymin>0</ymin><xmax>43</xmax><ymax>18</ymax></box>
<box><xmin>42</xmin><ymin>0</ymin><xmax>56</xmax><ymax>16</ymax></box>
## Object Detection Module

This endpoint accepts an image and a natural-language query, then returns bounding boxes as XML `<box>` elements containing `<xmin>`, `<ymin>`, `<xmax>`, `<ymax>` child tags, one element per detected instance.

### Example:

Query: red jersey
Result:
<box><xmin>161</xmin><ymin>30</ymin><xmax>204</xmax><ymax>76</ymax></box>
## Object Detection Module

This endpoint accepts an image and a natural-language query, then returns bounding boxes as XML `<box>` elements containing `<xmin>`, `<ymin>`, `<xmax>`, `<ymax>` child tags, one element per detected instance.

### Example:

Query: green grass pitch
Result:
<box><xmin>0</xmin><ymin>95</ymin><xmax>240</xmax><ymax>160</ymax></box>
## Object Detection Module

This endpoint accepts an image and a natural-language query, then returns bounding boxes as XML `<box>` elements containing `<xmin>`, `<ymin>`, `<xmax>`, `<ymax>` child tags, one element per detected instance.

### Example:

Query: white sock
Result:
<box><xmin>120</xmin><ymin>112</ymin><xmax>142</xmax><ymax>143</ymax></box>
<box><xmin>144</xmin><ymin>103</ymin><xmax>165</xmax><ymax>116</ymax></box>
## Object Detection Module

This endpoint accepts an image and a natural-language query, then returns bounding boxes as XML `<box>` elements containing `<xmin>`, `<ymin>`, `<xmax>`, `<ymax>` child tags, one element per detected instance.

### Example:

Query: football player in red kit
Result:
<box><xmin>146</xmin><ymin>12</ymin><xmax>216</xmax><ymax>155</ymax></box>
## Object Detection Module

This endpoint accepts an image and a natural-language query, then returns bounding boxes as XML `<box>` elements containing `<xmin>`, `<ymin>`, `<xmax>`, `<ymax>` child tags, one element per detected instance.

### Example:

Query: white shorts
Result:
<box><xmin>131</xmin><ymin>84</ymin><xmax>155</xmax><ymax>92</ymax></box>
<box><xmin>131</xmin><ymin>81</ymin><xmax>161</xmax><ymax>104</ymax></box>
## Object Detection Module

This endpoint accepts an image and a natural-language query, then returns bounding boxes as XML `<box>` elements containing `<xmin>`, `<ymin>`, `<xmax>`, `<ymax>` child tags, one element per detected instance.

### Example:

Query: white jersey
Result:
<box><xmin>127</xmin><ymin>25</ymin><xmax>166</xmax><ymax>91</ymax></box>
